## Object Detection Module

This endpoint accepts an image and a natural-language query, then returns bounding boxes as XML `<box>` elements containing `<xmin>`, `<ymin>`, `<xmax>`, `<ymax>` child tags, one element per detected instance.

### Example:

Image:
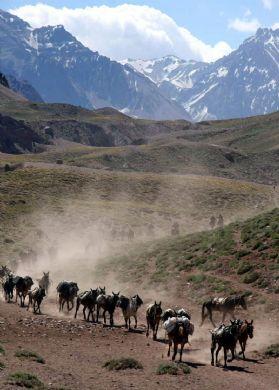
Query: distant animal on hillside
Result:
<box><xmin>96</xmin><ymin>292</ymin><xmax>120</xmax><ymax>326</ymax></box>
<box><xmin>200</xmin><ymin>295</ymin><xmax>247</xmax><ymax>327</ymax></box>
<box><xmin>37</xmin><ymin>272</ymin><xmax>51</xmax><ymax>294</ymax></box>
<box><xmin>237</xmin><ymin>320</ymin><xmax>254</xmax><ymax>360</ymax></box>
<box><xmin>209</xmin><ymin>216</ymin><xmax>216</xmax><ymax>230</ymax></box>
<box><xmin>57</xmin><ymin>281</ymin><xmax>79</xmax><ymax>312</ymax></box>
<box><xmin>146</xmin><ymin>301</ymin><xmax>162</xmax><ymax>340</ymax></box>
<box><xmin>171</xmin><ymin>222</ymin><xmax>180</xmax><ymax>236</ymax></box>
<box><xmin>15</xmin><ymin>276</ymin><xmax>34</xmax><ymax>307</ymax></box>
<box><xmin>164</xmin><ymin>315</ymin><xmax>194</xmax><ymax>362</ymax></box>
<box><xmin>75</xmin><ymin>289</ymin><xmax>98</xmax><ymax>322</ymax></box>
<box><xmin>27</xmin><ymin>287</ymin><xmax>46</xmax><ymax>314</ymax></box>
<box><xmin>3</xmin><ymin>275</ymin><xmax>15</xmax><ymax>302</ymax></box>
<box><xmin>117</xmin><ymin>294</ymin><xmax>143</xmax><ymax>329</ymax></box>
<box><xmin>211</xmin><ymin>319</ymin><xmax>242</xmax><ymax>367</ymax></box>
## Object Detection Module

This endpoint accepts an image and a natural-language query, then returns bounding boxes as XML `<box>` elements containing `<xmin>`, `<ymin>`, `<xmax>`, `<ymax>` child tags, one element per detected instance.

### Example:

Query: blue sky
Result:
<box><xmin>2</xmin><ymin>1</ymin><xmax>279</xmax><ymax>61</ymax></box>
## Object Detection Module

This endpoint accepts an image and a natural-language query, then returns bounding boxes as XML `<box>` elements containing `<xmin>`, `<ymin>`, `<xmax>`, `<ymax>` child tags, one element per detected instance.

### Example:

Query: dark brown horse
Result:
<box><xmin>146</xmin><ymin>301</ymin><xmax>162</xmax><ymax>340</ymax></box>
<box><xmin>201</xmin><ymin>295</ymin><xmax>247</xmax><ymax>326</ymax></box>
<box><xmin>211</xmin><ymin>320</ymin><xmax>242</xmax><ymax>367</ymax></box>
<box><xmin>238</xmin><ymin>320</ymin><xmax>254</xmax><ymax>359</ymax></box>
<box><xmin>165</xmin><ymin>318</ymin><xmax>194</xmax><ymax>362</ymax></box>
<box><xmin>27</xmin><ymin>287</ymin><xmax>46</xmax><ymax>314</ymax></box>
<box><xmin>15</xmin><ymin>276</ymin><xmax>34</xmax><ymax>307</ymax></box>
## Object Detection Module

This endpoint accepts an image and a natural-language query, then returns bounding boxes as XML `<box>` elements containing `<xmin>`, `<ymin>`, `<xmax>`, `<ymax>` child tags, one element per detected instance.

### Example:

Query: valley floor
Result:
<box><xmin>0</xmin><ymin>297</ymin><xmax>278</xmax><ymax>390</ymax></box>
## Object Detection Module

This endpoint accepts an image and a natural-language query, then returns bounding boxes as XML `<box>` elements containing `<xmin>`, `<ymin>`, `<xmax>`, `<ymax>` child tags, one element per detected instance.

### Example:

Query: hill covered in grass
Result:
<box><xmin>98</xmin><ymin>208</ymin><xmax>279</xmax><ymax>299</ymax></box>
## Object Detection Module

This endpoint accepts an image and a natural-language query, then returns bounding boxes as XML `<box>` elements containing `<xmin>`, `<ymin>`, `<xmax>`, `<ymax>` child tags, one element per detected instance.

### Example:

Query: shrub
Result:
<box><xmin>103</xmin><ymin>357</ymin><xmax>142</xmax><ymax>371</ymax></box>
<box><xmin>156</xmin><ymin>363</ymin><xmax>178</xmax><ymax>375</ymax></box>
<box><xmin>178</xmin><ymin>362</ymin><xmax>191</xmax><ymax>374</ymax></box>
<box><xmin>7</xmin><ymin>372</ymin><xmax>45</xmax><ymax>388</ymax></box>
<box><xmin>236</xmin><ymin>250</ymin><xmax>251</xmax><ymax>260</ymax></box>
<box><xmin>237</xmin><ymin>263</ymin><xmax>253</xmax><ymax>275</ymax></box>
<box><xmin>264</xmin><ymin>344</ymin><xmax>279</xmax><ymax>358</ymax></box>
<box><xmin>242</xmin><ymin>272</ymin><xmax>259</xmax><ymax>284</ymax></box>
<box><xmin>0</xmin><ymin>345</ymin><xmax>5</xmax><ymax>355</ymax></box>
<box><xmin>15</xmin><ymin>350</ymin><xmax>45</xmax><ymax>364</ymax></box>
<box><xmin>0</xmin><ymin>361</ymin><xmax>5</xmax><ymax>370</ymax></box>
<box><xmin>187</xmin><ymin>274</ymin><xmax>206</xmax><ymax>283</ymax></box>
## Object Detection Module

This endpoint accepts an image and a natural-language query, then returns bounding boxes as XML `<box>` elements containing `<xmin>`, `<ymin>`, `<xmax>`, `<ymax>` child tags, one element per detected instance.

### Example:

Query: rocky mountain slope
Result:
<box><xmin>125</xmin><ymin>28</ymin><xmax>279</xmax><ymax>121</ymax></box>
<box><xmin>0</xmin><ymin>9</ymin><xmax>189</xmax><ymax>121</ymax></box>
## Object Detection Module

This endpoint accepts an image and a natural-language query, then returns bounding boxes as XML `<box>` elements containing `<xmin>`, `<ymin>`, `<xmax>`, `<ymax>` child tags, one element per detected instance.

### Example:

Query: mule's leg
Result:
<box><xmin>215</xmin><ymin>344</ymin><xmax>222</xmax><ymax>366</ymax></box>
<box><xmin>74</xmin><ymin>300</ymin><xmax>80</xmax><ymax>319</ymax></box>
<box><xmin>96</xmin><ymin>305</ymin><xmax>100</xmax><ymax>322</ymax></box>
<box><xmin>134</xmin><ymin>315</ymin><xmax>137</xmax><ymax>329</ymax></box>
<box><xmin>209</xmin><ymin>308</ymin><xmax>215</xmax><ymax>327</ymax></box>
<box><xmin>211</xmin><ymin>339</ymin><xmax>216</xmax><ymax>366</ymax></box>
<box><xmin>172</xmin><ymin>342</ymin><xmax>178</xmax><ymax>361</ymax></box>
<box><xmin>83</xmin><ymin>306</ymin><xmax>87</xmax><ymax>320</ymax></box>
<box><xmin>110</xmin><ymin>312</ymin><xmax>114</xmax><ymax>327</ymax></box>
<box><xmin>223</xmin><ymin>348</ymin><xmax>228</xmax><ymax>368</ymax></box>
<box><xmin>167</xmin><ymin>339</ymin><xmax>172</xmax><ymax>357</ymax></box>
<box><xmin>124</xmin><ymin>318</ymin><xmax>128</xmax><ymax>329</ymax></box>
<box><xmin>146</xmin><ymin>319</ymin><xmax>149</xmax><ymax>337</ymax></box>
<box><xmin>103</xmin><ymin>310</ymin><xmax>107</xmax><ymax>324</ymax></box>
<box><xmin>179</xmin><ymin>343</ymin><xmax>185</xmax><ymax>362</ymax></box>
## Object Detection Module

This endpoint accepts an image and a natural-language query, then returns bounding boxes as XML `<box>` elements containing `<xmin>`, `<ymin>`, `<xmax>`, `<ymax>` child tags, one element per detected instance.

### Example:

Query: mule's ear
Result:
<box><xmin>155</xmin><ymin>301</ymin><xmax>157</xmax><ymax>305</ymax></box>
<box><xmin>245</xmin><ymin>320</ymin><xmax>248</xmax><ymax>324</ymax></box>
<box><xmin>159</xmin><ymin>301</ymin><xmax>161</xmax><ymax>306</ymax></box>
<box><xmin>251</xmin><ymin>320</ymin><xmax>253</xmax><ymax>325</ymax></box>
<box><xmin>112</xmin><ymin>291</ymin><xmax>115</xmax><ymax>295</ymax></box>
<box><xmin>230</xmin><ymin>320</ymin><xmax>233</xmax><ymax>324</ymax></box>
<box><xmin>118</xmin><ymin>291</ymin><xmax>120</xmax><ymax>295</ymax></box>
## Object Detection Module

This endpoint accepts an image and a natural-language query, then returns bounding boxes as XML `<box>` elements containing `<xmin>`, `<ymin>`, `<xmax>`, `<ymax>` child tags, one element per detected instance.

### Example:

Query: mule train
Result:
<box><xmin>1</xmin><ymin>266</ymin><xmax>254</xmax><ymax>367</ymax></box>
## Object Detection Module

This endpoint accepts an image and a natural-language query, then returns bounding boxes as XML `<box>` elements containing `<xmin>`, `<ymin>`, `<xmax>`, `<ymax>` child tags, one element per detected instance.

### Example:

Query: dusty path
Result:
<box><xmin>0</xmin><ymin>299</ymin><xmax>278</xmax><ymax>390</ymax></box>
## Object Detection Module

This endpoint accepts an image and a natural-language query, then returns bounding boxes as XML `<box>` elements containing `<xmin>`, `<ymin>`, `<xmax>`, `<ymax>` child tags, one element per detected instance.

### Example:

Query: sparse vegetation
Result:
<box><xmin>0</xmin><ymin>345</ymin><xmax>5</xmax><ymax>355</ymax></box>
<box><xmin>7</xmin><ymin>372</ymin><xmax>45</xmax><ymax>389</ymax></box>
<box><xmin>264</xmin><ymin>344</ymin><xmax>279</xmax><ymax>358</ymax></box>
<box><xmin>15</xmin><ymin>350</ymin><xmax>45</xmax><ymax>364</ymax></box>
<box><xmin>156</xmin><ymin>363</ymin><xmax>178</xmax><ymax>375</ymax></box>
<box><xmin>156</xmin><ymin>362</ymin><xmax>191</xmax><ymax>375</ymax></box>
<box><xmin>0</xmin><ymin>361</ymin><xmax>5</xmax><ymax>370</ymax></box>
<box><xmin>103</xmin><ymin>357</ymin><xmax>143</xmax><ymax>371</ymax></box>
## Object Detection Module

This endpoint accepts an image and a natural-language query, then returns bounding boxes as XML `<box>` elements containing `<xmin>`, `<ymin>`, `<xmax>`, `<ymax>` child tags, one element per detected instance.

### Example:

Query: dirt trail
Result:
<box><xmin>0</xmin><ymin>298</ymin><xmax>278</xmax><ymax>390</ymax></box>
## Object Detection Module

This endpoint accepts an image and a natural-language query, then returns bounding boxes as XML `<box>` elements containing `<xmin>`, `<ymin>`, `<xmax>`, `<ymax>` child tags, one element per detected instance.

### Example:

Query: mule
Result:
<box><xmin>164</xmin><ymin>317</ymin><xmax>194</xmax><ymax>362</ymax></box>
<box><xmin>27</xmin><ymin>287</ymin><xmax>46</xmax><ymax>314</ymax></box>
<box><xmin>96</xmin><ymin>292</ymin><xmax>120</xmax><ymax>326</ymax></box>
<box><xmin>211</xmin><ymin>319</ymin><xmax>242</xmax><ymax>367</ymax></box>
<box><xmin>3</xmin><ymin>275</ymin><xmax>15</xmax><ymax>302</ymax></box>
<box><xmin>75</xmin><ymin>289</ymin><xmax>98</xmax><ymax>322</ymax></box>
<box><xmin>201</xmin><ymin>294</ymin><xmax>247</xmax><ymax>326</ymax></box>
<box><xmin>238</xmin><ymin>320</ymin><xmax>254</xmax><ymax>360</ymax></box>
<box><xmin>117</xmin><ymin>294</ymin><xmax>143</xmax><ymax>329</ymax></box>
<box><xmin>37</xmin><ymin>272</ymin><xmax>51</xmax><ymax>295</ymax></box>
<box><xmin>146</xmin><ymin>301</ymin><xmax>162</xmax><ymax>340</ymax></box>
<box><xmin>15</xmin><ymin>276</ymin><xmax>34</xmax><ymax>307</ymax></box>
<box><xmin>57</xmin><ymin>281</ymin><xmax>79</xmax><ymax>312</ymax></box>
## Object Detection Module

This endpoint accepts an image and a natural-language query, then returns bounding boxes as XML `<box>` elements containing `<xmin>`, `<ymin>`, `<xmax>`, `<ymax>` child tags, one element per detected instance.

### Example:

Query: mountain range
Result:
<box><xmin>0</xmin><ymin>9</ymin><xmax>188</xmax><ymax>121</ymax></box>
<box><xmin>125</xmin><ymin>28</ymin><xmax>279</xmax><ymax>121</ymax></box>
<box><xmin>0</xmin><ymin>8</ymin><xmax>278</xmax><ymax>121</ymax></box>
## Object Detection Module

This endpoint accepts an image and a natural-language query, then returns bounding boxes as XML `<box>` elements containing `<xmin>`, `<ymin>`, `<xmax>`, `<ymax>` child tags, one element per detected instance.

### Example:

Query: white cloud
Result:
<box><xmin>262</xmin><ymin>0</ymin><xmax>273</xmax><ymax>10</ymax></box>
<box><xmin>228</xmin><ymin>17</ymin><xmax>261</xmax><ymax>33</ymax></box>
<box><xmin>273</xmin><ymin>22</ymin><xmax>279</xmax><ymax>29</ymax></box>
<box><xmin>9</xmin><ymin>3</ymin><xmax>232</xmax><ymax>62</ymax></box>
